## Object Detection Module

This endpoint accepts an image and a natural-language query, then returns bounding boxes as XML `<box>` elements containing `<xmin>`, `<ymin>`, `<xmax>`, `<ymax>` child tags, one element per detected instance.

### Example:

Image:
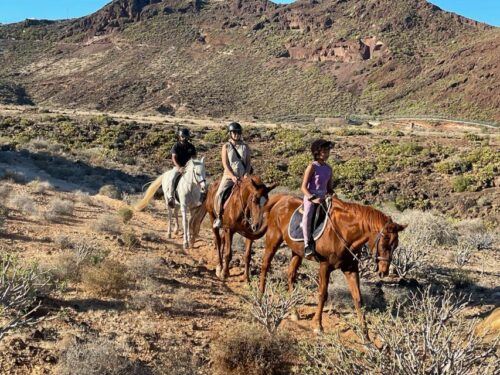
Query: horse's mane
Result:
<box><xmin>333</xmin><ymin>197</ymin><xmax>389</xmax><ymax>231</ymax></box>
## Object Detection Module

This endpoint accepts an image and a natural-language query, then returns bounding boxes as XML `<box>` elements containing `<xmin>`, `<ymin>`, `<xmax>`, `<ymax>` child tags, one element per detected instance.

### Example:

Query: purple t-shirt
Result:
<box><xmin>307</xmin><ymin>161</ymin><xmax>332</xmax><ymax>198</ymax></box>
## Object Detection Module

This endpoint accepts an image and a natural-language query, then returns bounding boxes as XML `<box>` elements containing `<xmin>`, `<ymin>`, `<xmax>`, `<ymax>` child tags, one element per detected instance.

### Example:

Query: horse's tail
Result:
<box><xmin>133</xmin><ymin>174</ymin><xmax>164</xmax><ymax>211</ymax></box>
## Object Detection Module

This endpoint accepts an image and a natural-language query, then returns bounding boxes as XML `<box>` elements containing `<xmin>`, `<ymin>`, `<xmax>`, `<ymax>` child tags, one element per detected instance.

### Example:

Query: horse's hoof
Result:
<box><xmin>290</xmin><ymin>311</ymin><xmax>299</xmax><ymax>322</ymax></box>
<box><xmin>215</xmin><ymin>265</ymin><xmax>222</xmax><ymax>278</ymax></box>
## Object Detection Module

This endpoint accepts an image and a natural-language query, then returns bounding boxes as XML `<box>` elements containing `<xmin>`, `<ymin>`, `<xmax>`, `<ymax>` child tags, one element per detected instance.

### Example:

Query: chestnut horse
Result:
<box><xmin>203</xmin><ymin>176</ymin><xmax>277</xmax><ymax>281</ymax></box>
<box><xmin>259</xmin><ymin>195</ymin><xmax>406</xmax><ymax>333</ymax></box>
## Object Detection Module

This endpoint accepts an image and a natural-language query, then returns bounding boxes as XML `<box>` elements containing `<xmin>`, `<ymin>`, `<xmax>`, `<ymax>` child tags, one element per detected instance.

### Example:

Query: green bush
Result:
<box><xmin>333</xmin><ymin>158</ymin><xmax>375</xmax><ymax>185</ymax></box>
<box><xmin>452</xmin><ymin>175</ymin><xmax>476</xmax><ymax>192</ymax></box>
<box><xmin>204</xmin><ymin>128</ymin><xmax>227</xmax><ymax>144</ymax></box>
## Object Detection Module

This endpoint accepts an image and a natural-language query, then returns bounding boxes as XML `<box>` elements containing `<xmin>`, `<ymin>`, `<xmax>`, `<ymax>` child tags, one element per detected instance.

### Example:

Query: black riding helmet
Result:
<box><xmin>311</xmin><ymin>139</ymin><xmax>334</xmax><ymax>159</ymax></box>
<box><xmin>178</xmin><ymin>128</ymin><xmax>191</xmax><ymax>139</ymax></box>
<box><xmin>228</xmin><ymin>122</ymin><xmax>242</xmax><ymax>133</ymax></box>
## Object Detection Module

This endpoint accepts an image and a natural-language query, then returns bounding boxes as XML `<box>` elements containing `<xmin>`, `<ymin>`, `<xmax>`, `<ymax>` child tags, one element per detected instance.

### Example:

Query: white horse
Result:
<box><xmin>134</xmin><ymin>158</ymin><xmax>208</xmax><ymax>249</ymax></box>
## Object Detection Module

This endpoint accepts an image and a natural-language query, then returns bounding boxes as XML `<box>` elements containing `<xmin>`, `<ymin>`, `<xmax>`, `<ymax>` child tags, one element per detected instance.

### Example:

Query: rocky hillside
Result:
<box><xmin>0</xmin><ymin>0</ymin><xmax>498</xmax><ymax>121</ymax></box>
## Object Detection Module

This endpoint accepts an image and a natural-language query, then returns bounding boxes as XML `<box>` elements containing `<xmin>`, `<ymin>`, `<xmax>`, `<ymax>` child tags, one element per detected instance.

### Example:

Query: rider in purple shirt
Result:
<box><xmin>301</xmin><ymin>139</ymin><xmax>335</xmax><ymax>259</ymax></box>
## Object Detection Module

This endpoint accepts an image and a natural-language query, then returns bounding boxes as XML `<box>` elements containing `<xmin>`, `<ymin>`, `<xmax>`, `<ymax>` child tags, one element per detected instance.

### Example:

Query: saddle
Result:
<box><xmin>288</xmin><ymin>198</ymin><xmax>331</xmax><ymax>242</ymax></box>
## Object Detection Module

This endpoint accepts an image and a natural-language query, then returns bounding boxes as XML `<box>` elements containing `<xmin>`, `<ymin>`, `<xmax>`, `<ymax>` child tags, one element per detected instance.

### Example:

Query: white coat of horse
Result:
<box><xmin>134</xmin><ymin>158</ymin><xmax>207</xmax><ymax>249</ymax></box>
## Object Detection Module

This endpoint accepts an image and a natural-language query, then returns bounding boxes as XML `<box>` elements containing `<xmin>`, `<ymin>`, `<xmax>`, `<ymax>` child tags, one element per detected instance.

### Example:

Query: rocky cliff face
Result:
<box><xmin>0</xmin><ymin>0</ymin><xmax>498</xmax><ymax>121</ymax></box>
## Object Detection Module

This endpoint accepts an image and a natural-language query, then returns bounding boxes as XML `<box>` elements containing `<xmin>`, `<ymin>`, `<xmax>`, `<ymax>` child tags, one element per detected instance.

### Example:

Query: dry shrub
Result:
<box><xmin>92</xmin><ymin>214</ymin><xmax>122</xmax><ymax>235</ymax></box>
<box><xmin>0</xmin><ymin>204</ymin><xmax>8</xmax><ymax>232</ymax></box>
<box><xmin>28</xmin><ymin>179</ymin><xmax>53</xmax><ymax>194</ymax></box>
<box><xmin>120</xmin><ymin>231</ymin><xmax>140</xmax><ymax>250</ymax></box>
<box><xmin>454</xmin><ymin>240</ymin><xmax>475</xmax><ymax>268</ymax></box>
<box><xmin>245</xmin><ymin>280</ymin><xmax>305</xmax><ymax>335</ymax></box>
<box><xmin>10</xmin><ymin>194</ymin><xmax>37</xmax><ymax>215</ymax></box>
<box><xmin>117</xmin><ymin>207</ymin><xmax>133</xmax><ymax>223</ymax></box>
<box><xmin>302</xmin><ymin>287</ymin><xmax>498</xmax><ymax>374</ymax></box>
<box><xmin>396</xmin><ymin>210</ymin><xmax>458</xmax><ymax>247</ymax></box>
<box><xmin>0</xmin><ymin>254</ymin><xmax>51</xmax><ymax>340</ymax></box>
<box><xmin>152</xmin><ymin>345</ymin><xmax>198</xmax><ymax>375</ymax></box>
<box><xmin>81</xmin><ymin>259</ymin><xmax>130</xmax><ymax>297</ymax></box>
<box><xmin>456</xmin><ymin>219</ymin><xmax>495</xmax><ymax>251</ymax></box>
<box><xmin>45</xmin><ymin>240</ymin><xmax>106</xmax><ymax>283</ymax></box>
<box><xmin>0</xmin><ymin>184</ymin><xmax>12</xmax><ymax>200</ymax></box>
<box><xmin>58</xmin><ymin>336</ymin><xmax>142</xmax><ymax>375</ymax></box>
<box><xmin>43</xmin><ymin>198</ymin><xmax>74</xmax><ymax>222</ymax></box>
<box><xmin>211</xmin><ymin>323</ymin><xmax>295</xmax><ymax>375</ymax></box>
<box><xmin>98</xmin><ymin>184</ymin><xmax>122</xmax><ymax>199</ymax></box>
<box><xmin>75</xmin><ymin>190</ymin><xmax>94</xmax><ymax>206</ymax></box>
<box><xmin>171</xmin><ymin>288</ymin><xmax>197</xmax><ymax>313</ymax></box>
<box><xmin>54</xmin><ymin>234</ymin><xmax>72</xmax><ymax>250</ymax></box>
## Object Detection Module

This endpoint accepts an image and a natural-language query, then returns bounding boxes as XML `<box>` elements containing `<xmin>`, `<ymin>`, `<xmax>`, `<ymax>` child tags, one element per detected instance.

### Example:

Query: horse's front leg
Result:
<box><xmin>312</xmin><ymin>261</ymin><xmax>332</xmax><ymax>334</ymax></box>
<box><xmin>342</xmin><ymin>267</ymin><xmax>368</xmax><ymax>338</ymax></box>
<box><xmin>242</xmin><ymin>238</ymin><xmax>253</xmax><ymax>283</ymax></box>
<box><xmin>173</xmin><ymin>206</ymin><xmax>180</xmax><ymax>235</ymax></box>
<box><xmin>180</xmin><ymin>204</ymin><xmax>189</xmax><ymax>250</ymax></box>
<box><xmin>288</xmin><ymin>253</ymin><xmax>303</xmax><ymax>321</ymax></box>
<box><xmin>166</xmin><ymin>202</ymin><xmax>173</xmax><ymax>239</ymax></box>
<box><xmin>221</xmin><ymin>229</ymin><xmax>233</xmax><ymax>280</ymax></box>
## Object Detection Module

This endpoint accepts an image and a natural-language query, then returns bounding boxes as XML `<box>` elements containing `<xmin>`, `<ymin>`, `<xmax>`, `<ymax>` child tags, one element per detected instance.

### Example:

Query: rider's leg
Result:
<box><xmin>167</xmin><ymin>170</ymin><xmax>181</xmax><ymax>207</ymax></box>
<box><xmin>213</xmin><ymin>178</ymin><xmax>233</xmax><ymax>229</ymax></box>
<box><xmin>302</xmin><ymin>200</ymin><xmax>317</xmax><ymax>258</ymax></box>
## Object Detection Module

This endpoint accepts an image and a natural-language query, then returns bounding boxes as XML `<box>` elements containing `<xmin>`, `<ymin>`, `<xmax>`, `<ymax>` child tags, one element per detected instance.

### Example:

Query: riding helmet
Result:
<box><xmin>227</xmin><ymin>122</ymin><xmax>242</xmax><ymax>133</ymax></box>
<box><xmin>178</xmin><ymin>128</ymin><xmax>191</xmax><ymax>138</ymax></box>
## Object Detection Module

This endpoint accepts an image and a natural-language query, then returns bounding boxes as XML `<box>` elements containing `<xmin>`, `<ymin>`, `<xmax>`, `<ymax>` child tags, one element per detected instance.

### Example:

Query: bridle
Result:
<box><xmin>237</xmin><ymin>181</ymin><xmax>266</xmax><ymax>232</ymax></box>
<box><xmin>321</xmin><ymin>201</ymin><xmax>393</xmax><ymax>271</ymax></box>
<box><xmin>370</xmin><ymin>221</ymin><xmax>392</xmax><ymax>272</ymax></box>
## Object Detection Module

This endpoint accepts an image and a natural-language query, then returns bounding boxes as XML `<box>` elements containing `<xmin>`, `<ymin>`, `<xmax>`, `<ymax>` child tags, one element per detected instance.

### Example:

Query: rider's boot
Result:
<box><xmin>304</xmin><ymin>241</ymin><xmax>316</xmax><ymax>260</ymax></box>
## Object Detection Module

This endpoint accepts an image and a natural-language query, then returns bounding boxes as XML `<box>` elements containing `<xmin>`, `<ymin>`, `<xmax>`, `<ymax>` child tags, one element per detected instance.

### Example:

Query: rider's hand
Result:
<box><xmin>177</xmin><ymin>166</ymin><xmax>185</xmax><ymax>173</ymax></box>
<box><xmin>243</xmin><ymin>174</ymin><xmax>249</xmax><ymax>179</ymax></box>
<box><xmin>312</xmin><ymin>198</ymin><xmax>322</xmax><ymax>204</ymax></box>
<box><xmin>231</xmin><ymin>175</ymin><xmax>239</xmax><ymax>183</ymax></box>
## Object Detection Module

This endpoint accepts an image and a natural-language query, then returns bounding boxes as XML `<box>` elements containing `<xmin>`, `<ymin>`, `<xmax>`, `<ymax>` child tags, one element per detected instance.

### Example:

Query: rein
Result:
<box><xmin>320</xmin><ymin>201</ymin><xmax>390</xmax><ymax>270</ymax></box>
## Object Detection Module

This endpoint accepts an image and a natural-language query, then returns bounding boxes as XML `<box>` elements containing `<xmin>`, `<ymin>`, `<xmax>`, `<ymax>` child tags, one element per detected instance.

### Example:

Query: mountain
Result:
<box><xmin>0</xmin><ymin>0</ymin><xmax>498</xmax><ymax>122</ymax></box>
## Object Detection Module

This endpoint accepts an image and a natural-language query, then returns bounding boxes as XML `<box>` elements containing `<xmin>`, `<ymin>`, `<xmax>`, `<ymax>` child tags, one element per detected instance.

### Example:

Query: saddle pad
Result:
<box><xmin>288</xmin><ymin>201</ymin><xmax>330</xmax><ymax>242</ymax></box>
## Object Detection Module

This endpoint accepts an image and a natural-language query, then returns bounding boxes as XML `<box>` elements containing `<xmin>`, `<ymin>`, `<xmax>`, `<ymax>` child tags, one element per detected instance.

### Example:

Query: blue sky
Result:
<box><xmin>0</xmin><ymin>0</ymin><xmax>498</xmax><ymax>26</ymax></box>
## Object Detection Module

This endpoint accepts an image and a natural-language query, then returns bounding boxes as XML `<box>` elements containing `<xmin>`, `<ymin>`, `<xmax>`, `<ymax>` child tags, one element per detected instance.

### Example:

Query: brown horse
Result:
<box><xmin>203</xmin><ymin>176</ymin><xmax>277</xmax><ymax>281</ymax></box>
<box><xmin>259</xmin><ymin>195</ymin><xmax>406</xmax><ymax>333</ymax></box>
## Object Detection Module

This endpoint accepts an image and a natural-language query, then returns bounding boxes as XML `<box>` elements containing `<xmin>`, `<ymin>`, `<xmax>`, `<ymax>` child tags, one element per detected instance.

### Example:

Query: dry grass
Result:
<box><xmin>81</xmin><ymin>259</ymin><xmax>130</xmax><ymax>297</ymax></box>
<box><xmin>43</xmin><ymin>198</ymin><xmax>74</xmax><ymax>222</ymax></box>
<box><xmin>75</xmin><ymin>190</ymin><xmax>94</xmax><ymax>206</ymax></box>
<box><xmin>0</xmin><ymin>183</ymin><xmax>12</xmax><ymax>200</ymax></box>
<box><xmin>117</xmin><ymin>206</ymin><xmax>133</xmax><ymax>223</ymax></box>
<box><xmin>396</xmin><ymin>210</ymin><xmax>458</xmax><ymax>247</ymax></box>
<box><xmin>58</xmin><ymin>336</ymin><xmax>142</xmax><ymax>375</ymax></box>
<box><xmin>27</xmin><ymin>179</ymin><xmax>53</xmax><ymax>194</ymax></box>
<box><xmin>92</xmin><ymin>214</ymin><xmax>122</xmax><ymax>235</ymax></box>
<box><xmin>210</xmin><ymin>323</ymin><xmax>295</xmax><ymax>375</ymax></box>
<box><xmin>98</xmin><ymin>184</ymin><xmax>122</xmax><ymax>199</ymax></box>
<box><xmin>9</xmin><ymin>194</ymin><xmax>37</xmax><ymax>216</ymax></box>
<box><xmin>302</xmin><ymin>287</ymin><xmax>498</xmax><ymax>374</ymax></box>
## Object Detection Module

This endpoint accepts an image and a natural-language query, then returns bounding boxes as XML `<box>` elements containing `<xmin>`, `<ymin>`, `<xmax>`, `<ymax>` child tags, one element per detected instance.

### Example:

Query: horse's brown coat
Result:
<box><xmin>259</xmin><ymin>194</ymin><xmax>406</xmax><ymax>332</ymax></box>
<box><xmin>204</xmin><ymin>176</ymin><xmax>277</xmax><ymax>280</ymax></box>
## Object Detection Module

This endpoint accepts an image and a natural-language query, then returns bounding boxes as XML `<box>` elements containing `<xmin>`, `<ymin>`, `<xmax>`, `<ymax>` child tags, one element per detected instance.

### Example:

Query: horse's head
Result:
<box><xmin>187</xmin><ymin>157</ymin><xmax>207</xmax><ymax>194</ymax></box>
<box><xmin>244</xmin><ymin>177</ymin><xmax>277</xmax><ymax>232</ymax></box>
<box><xmin>371</xmin><ymin>219</ymin><xmax>407</xmax><ymax>278</ymax></box>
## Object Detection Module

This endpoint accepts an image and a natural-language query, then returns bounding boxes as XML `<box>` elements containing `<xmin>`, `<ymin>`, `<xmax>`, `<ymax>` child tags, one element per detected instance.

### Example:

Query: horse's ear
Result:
<box><xmin>266</xmin><ymin>182</ymin><xmax>278</xmax><ymax>192</ymax></box>
<box><xmin>395</xmin><ymin>223</ymin><xmax>407</xmax><ymax>232</ymax></box>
